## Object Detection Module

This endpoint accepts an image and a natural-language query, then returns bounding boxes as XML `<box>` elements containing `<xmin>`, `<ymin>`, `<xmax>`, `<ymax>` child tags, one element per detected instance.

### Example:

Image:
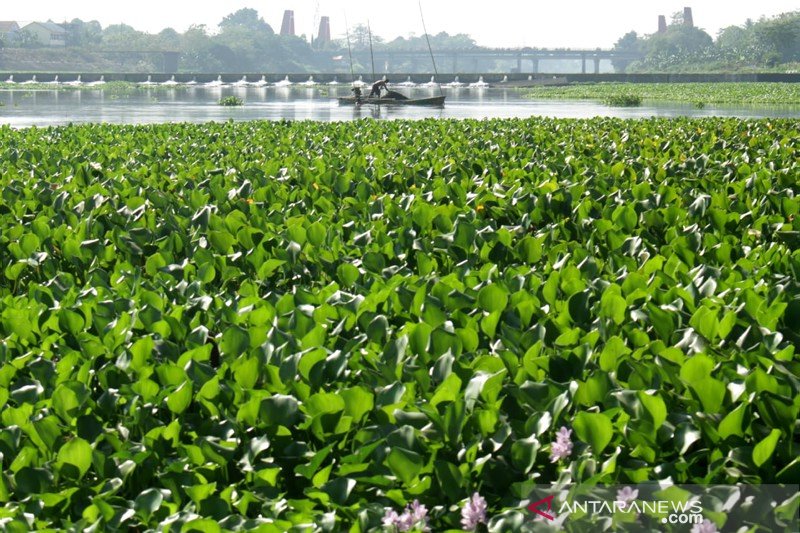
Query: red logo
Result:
<box><xmin>528</xmin><ymin>495</ymin><xmax>555</xmax><ymax>521</ymax></box>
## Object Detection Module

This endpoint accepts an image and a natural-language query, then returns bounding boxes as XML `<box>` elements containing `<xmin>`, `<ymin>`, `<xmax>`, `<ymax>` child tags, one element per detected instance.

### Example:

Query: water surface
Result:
<box><xmin>1</xmin><ymin>86</ymin><xmax>798</xmax><ymax>128</ymax></box>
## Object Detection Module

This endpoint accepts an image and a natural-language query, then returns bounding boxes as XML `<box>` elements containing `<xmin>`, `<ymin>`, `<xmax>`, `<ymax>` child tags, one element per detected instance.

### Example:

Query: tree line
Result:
<box><xmin>613</xmin><ymin>10</ymin><xmax>800</xmax><ymax>72</ymax></box>
<box><xmin>0</xmin><ymin>8</ymin><xmax>480</xmax><ymax>73</ymax></box>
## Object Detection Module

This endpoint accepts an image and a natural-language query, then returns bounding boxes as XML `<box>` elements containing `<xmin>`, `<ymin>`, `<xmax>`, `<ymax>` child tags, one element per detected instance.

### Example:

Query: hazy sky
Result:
<box><xmin>5</xmin><ymin>1</ymin><xmax>798</xmax><ymax>48</ymax></box>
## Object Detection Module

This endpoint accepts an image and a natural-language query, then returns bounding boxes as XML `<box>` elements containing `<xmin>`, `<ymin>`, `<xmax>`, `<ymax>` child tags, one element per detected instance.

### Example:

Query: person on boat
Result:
<box><xmin>369</xmin><ymin>78</ymin><xmax>389</xmax><ymax>98</ymax></box>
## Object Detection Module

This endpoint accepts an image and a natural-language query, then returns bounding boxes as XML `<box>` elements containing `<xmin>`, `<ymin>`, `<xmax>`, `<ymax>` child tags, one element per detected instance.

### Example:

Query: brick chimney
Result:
<box><xmin>683</xmin><ymin>7</ymin><xmax>694</xmax><ymax>28</ymax></box>
<box><xmin>280</xmin><ymin>10</ymin><xmax>295</xmax><ymax>36</ymax></box>
<box><xmin>658</xmin><ymin>15</ymin><xmax>667</xmax><ymax>34</ymax></box>
<box><xmin>317</xmin><ymin>16</ymin><xmax>331</xmax><ymax>46</ymax></box>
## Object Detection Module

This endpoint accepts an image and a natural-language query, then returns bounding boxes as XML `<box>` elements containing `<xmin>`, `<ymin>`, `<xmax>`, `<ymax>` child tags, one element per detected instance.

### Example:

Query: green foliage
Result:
<box><xmin>218</xmin><ymin>95</ymin><xmax>244</xmax><ymax>106</ymax></box>
<box><xmin>604</xmin><ymin>94</ymin><xmax>642</xmax><ymax>107</ymax></box>
<box><xmin>526</xmin><ymin>82</ymin><xmax>800</xmax><ymax>104</ymax></box>
<box><xmin>0</xmin><ymin>117</ymin><xmax>797</xmax><ymax>530</ymax></box>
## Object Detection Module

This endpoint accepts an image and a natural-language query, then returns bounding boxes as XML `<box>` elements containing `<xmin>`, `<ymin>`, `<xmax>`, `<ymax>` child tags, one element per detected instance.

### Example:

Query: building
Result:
<box><xmin>280</xmin><ymin>10</ymin><xmax>295</xmax><ymax>36</ymax></box>
<box><xmin>0</xmin><ymin>21</ymin><xmax>19</xmax><ymax>43</ymax></box>
<box><xmin>316</xmin><ymin>16</ymin><xmax>331</xmax><ymax>47</ymax></box>
<box><xmin>20</xmin><ymin>21</ymin><xmax>67</xmax><ymax>47</ymax></box>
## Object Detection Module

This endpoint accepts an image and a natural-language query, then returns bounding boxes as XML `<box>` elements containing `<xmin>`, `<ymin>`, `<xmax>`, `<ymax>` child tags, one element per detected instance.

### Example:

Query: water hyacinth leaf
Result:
<box><xmin>477</xmin><ymin>284</ymin><xmax>509</xmax><ymax>313</ymax></box>
<box><xmin>58</xmin><ymin>310</ymin><xmax>85</xmax><ymax>336</ymax></box>
<box><xmin>134</xmin><ymin>488</ymin><xmax>164</xmax><ymax>521</ymax></box>
<box><xmin>220</xmin><ymin>326</ymin><xmax>249</xmax><ymax>356</ymax></box>
<box><xmin>387</xmin><ymin>447</ymin><xmax>423</xmax><ymax>485</ymax></box>
<box><xmin>600</xmin><ymin>288</ymin><xmax>626</xmax><ymax>325</ymax></box>
<box><xmin>167</xmin><ymin>381</ymin><xmax>193</xmax><ymax>415</ymax></box>
<box><xmin>57</xmin><ymin>438</ymin><xmax>92</xmax><ymax>478</ymax></box>
<box><xmin>573</xmin><ymin>412</ymin><xmax>613</xmax><ymax>454</ymax></box>
<box><xmin>752</xmin><ymin>429</ymin><xmax>782</xmax><ymax>467</ymax></box>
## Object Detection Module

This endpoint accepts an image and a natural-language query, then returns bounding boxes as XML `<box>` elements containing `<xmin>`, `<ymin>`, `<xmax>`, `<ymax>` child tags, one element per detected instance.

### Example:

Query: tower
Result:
<box><xmin>683</xmin><ymin>7</ymin><xmax>694</xmax><ymax>28</ymax></box>
<box><xmin>658</xmin><ymin>15</ymin><xmax>667</xmax><ymax>34</ymax></box>
<box><xmin>280</xmin><ymin>10</ymin><xmax>295</xmax><ymax>36</ymax></box>
<box><xmin>316</xmin><ymin>16</ymin><xmax>331</xmax><ymax>47</ymax></box>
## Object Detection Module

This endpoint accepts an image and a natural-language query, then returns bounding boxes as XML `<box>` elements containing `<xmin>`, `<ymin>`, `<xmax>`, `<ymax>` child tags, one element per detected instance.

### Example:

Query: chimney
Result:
<box><xmin>280</xmin><ymin>10</ymin><xmax>295</xmax><ymax>36</ymax></box>
<box><xmin>316</xmin><ymin>16</ymin><xmax>331</xmax><ymax>46</ymax></box>
<box><xmin>658</xmin><ymin>15</ymin><xmax>667</xmax><ymax>34</ymax></box>
<box><xmin>683</xmin><ymin>7</ymin><xmax>694</xmax><ymax>28</ymax></box>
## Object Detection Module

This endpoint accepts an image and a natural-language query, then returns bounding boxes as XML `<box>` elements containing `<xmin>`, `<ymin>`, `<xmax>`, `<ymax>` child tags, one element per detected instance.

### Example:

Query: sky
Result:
<box><xmin>5</xmin><ymin>1</ymin><xmax>799</xmax><ymax>48</ymax></box>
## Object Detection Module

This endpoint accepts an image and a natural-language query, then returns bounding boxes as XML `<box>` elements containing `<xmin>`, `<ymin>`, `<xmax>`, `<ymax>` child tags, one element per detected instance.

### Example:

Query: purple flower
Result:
<box><xmin>550</xmin><ymin>426</ymin><xmax>573</xmax><ymax>463</ymax></box>
<box><xmin>383</xmin><ymin>501</ymin><xmax>430</xmax><ymax>532</ymax></box>
<box><xmin>616</xmin><ymin>486</ymin><xmax>639</xmax><ymax>510</ymax></box>
<box><xmin>691</xmin><ymin>519</ymin><xmax>718</xmax><ymax>533</ymax></box>
<box><xmin>461</xmin><ymin>492</ymin><xmax>488</xmax><ymax>531</ymax></box>
<box><xmin>409</xmin><ymin>500</ymin><xmax>429</xmax><ymax>529</ymax></box>
<box><xmin>383</xmin><ymin>508</ymin><xmax>402</xmax><ymax>529</ymax></box>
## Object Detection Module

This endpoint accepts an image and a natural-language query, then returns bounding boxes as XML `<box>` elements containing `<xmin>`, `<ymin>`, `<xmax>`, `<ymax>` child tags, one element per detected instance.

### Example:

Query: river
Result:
<box><xmin>1</xmin><ymin>85</ymin><xmax>798</xmax><ymax>127</ymax></box>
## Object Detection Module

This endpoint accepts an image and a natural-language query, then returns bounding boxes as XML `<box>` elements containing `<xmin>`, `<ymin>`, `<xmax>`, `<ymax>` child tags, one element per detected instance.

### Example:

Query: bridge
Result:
<box><xmin>361</xmin><ymin>48</ymin><xmax>643</xmax><ymax>74</ymax></box>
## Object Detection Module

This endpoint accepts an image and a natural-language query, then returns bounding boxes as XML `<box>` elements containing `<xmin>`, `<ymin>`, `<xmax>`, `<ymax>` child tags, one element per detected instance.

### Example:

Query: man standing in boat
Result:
<box><xmin>369</xmin><ymin>78</ymin><xmax>389</xmax><ymax>98</ymax></box>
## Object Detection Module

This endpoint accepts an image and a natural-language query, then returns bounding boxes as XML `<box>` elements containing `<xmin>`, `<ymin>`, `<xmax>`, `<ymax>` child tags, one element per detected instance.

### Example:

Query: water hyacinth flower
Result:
<box><xmin>616</xmin><ymin>486</ymin><xmax>639</xmax><ymax>510</ymax></box>
<box><xmin>382</xmin><ymin>500</ymin><xmax>430</xmax><ymax>532</ymax></box>
<box><xmin>691</xmin><ymin>519</ymin><xmax>718</xmax><ymax>533</ymax></box>
<box><xmin>549</xmin><ymin>426</ymin><xmax>573</xmax><ymax>463</ymax></box>
<box><xmin>461</xmin><ymin>492</ymin><xmax>488</xmax><ymax>531</ymax></box>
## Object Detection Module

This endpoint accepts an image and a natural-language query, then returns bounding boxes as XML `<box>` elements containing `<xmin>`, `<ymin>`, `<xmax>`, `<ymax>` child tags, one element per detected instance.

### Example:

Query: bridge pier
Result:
<box><xmin>594</xmin><ymin>57</ymin><xmax>601</xmax><ymax>74</ymax></box>
<box><xmin>581</xmin><ymin>54</ymin><xmax>587</xmax><ymax>74</ymax></box>
<box><xmin>532</xmin><ymin>58</ymin><xmax>539</xmax><ymax>74</ymax></box>
<box><xmin>453</xmin><ymin>54</ymin><xmax>458</xmax><ymax>73</ymax></box>
<box><xmin>517</xmin><ymin>55</ymin><xmax>522</xmax><ymax>73</ymax></box>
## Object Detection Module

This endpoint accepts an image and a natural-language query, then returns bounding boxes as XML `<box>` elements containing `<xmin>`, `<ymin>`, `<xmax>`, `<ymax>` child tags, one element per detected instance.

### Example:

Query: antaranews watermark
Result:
<box><xmin>520</xmin><ymin>484</ymin><xmax>798</xmax><ymax>532</ymax></box>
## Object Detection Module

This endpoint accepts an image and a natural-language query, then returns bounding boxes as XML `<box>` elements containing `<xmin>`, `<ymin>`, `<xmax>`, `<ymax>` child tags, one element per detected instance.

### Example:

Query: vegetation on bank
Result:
<box><xmin>0</xmin><ymin>118</ymin><xmax>797</xmax><ymax>531</ymax></box>
<box><xmin>613</xmin><ymin>10</ymin><xmax>800</xmax><ymax>73</ymax></box>
<box><xmin>526</xmin><ymin>82</ymin><xmax>800</xmax><ymax>105</ymax></box>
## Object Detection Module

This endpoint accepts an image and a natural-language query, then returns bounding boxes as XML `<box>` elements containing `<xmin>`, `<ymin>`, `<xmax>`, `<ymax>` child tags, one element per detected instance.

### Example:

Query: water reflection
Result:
<box><xmin>0</xmin><ymin>85</ymin><xmax>798</xmax><ymax>128</ymax></box>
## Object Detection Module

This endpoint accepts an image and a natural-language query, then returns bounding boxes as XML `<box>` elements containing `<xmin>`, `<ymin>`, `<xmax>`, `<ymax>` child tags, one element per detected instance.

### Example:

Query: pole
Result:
<box><xmin>419</xmin><ymin>1</ymin><xmax>443</xmax><ymax>97</ymax></box>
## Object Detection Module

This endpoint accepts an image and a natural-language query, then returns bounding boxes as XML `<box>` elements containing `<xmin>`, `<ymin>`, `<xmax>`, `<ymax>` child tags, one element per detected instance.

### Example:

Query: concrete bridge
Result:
<box><xmin>361</xmin><ymin>48</ymin><xmax>643</xmax><ymax>74</ymax></box>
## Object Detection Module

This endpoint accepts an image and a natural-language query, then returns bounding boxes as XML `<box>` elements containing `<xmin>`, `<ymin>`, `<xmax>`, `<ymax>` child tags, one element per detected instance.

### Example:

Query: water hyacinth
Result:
<box><xmin>461</xmin><ymin>493</ymin><xmax>488</xmax><ymax>531</ymax></box>
<box><xmin>550</xmin><ymin>426</ymin><xmax>573</xmax><ymax>463</ymax></box>
<box><xmin>616</xmin><ymin>486</ymin><xmax>639</xmax><ymax>510</ymax></box>
<box><xmin>382</xmin><ymin>500</ymin><xmax>429</xmax><ymax>532</ymax></box>
<box><xmin>691</xmin><ymin>519</ymin><xmax>719</xmax><ymax>533</ymax></box>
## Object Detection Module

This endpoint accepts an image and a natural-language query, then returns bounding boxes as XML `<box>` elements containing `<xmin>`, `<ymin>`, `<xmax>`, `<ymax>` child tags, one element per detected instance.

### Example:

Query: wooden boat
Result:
<box><xmin>337</xmin><ymin>94</ymin><xmax>446</xmax><ymax>107</ymax></box>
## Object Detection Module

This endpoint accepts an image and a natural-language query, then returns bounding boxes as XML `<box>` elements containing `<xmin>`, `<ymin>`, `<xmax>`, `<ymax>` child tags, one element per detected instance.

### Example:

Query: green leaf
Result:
<box><xmin>477</xmin><ymin>284</ymin><xmax>508</xmax><ymax>313</ymax></box>
<box><xmin>167</xmin><ymin>381</ymin><xmax>193</xmax><ymax>415</ymax></box>
<box><xmin>689</xmin><ymin>305</ymin><xmax>719</xmax><ymax>341</ymax></box>
<box><xmin>752</xmin><ymin>429</ymin><xmax>781</xmax><ymax>467</ymax></box>
<box><xmin>134</xmin><ymin>488</ymin><xmax>163</xmax><ymax>521</ymax></box>
<box><xmin>600</xmin><ymin>287</ymin><xmax>626</xmax><ymax>325</ymax></box>
<box><xmin>718</xmin><ymin>404</ymin><xmax>746</xmax><ymax>439</ymax></box>
<box><xmin>220</xmin><ymin>326</ymin><xmax>249</xmax><ymax>356</ymax></box>
<box><xmin>573</xmin><ymin>412</ymin><xmax>614</xmax><ymax>454</ymax></box>
<box><xmin>208</xmin><ymin>230</ymin><xmax>236</xmax><ymax>253</ymax></box>
<box><xmin>57</xmin><ymin>438</ymin><xmax>92</xmax><ymax>478</ymax></box>
<box><xmin>386</xmin><ymin>447</ymin><xmax>423</xmax><ymax>485</ymax></box>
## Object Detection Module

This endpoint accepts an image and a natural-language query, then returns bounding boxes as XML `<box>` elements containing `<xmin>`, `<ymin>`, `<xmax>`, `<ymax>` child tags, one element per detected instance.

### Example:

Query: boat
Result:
<box><xmin>338</xmin><ymin>93</ymin><xmax>445</xmax><ymax>107</ymax></box>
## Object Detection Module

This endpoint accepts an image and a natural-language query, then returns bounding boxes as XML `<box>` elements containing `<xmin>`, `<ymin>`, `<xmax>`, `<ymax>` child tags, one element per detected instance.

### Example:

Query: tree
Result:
<box><xmin>65</xmin><ymin>18</ymin><xmax>102</xmax><ymax>47</ymax></box>
<box><xmin>157</xmin><ymin>28</ymin><xmax>181</xmax><ymax>49</ymax></box>
<box><xmin>611</xmin><ymin>31</ymin><xmax>642</xmax><ymax>72</ymax></box>
<box><xmin>14</xmin><ymin>29</ymin><xmax>41</xmax><ymax>48</ymax></box>
<box><xmin>754</xmin><ymin>11</ymin><xmax>800</xmax><ymax>63</ymax></box>
<box><xmin>219</xmin><ymin>8</ymin><xmax>273</xmax><ymax>35</ymax></box>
